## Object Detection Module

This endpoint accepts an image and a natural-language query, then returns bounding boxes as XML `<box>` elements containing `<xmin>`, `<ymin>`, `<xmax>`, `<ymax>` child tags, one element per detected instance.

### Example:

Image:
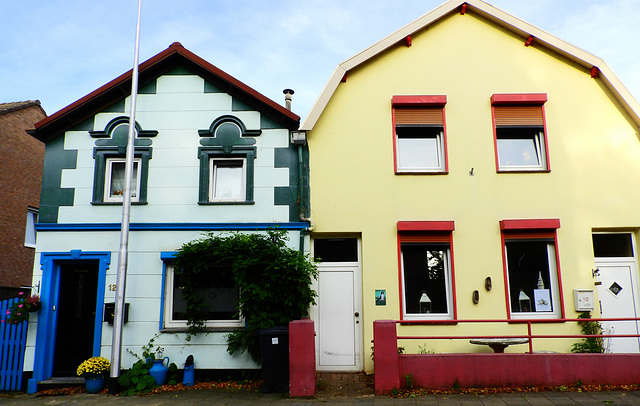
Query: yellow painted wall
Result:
<box><xmin>308</xmin><ymin>11</ymin><xmax>640</xmax><ymax>372</ymax></box>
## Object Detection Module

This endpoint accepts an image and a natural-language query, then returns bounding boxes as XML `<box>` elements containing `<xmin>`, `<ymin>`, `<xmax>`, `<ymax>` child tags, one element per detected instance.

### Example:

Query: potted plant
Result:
<box><xmin>77</xmin><ymin>356</ymin><xmax>111</xmax><ymax>393</ymax></box>
<box><xmin>2</xmin><ymin>292</ymin><xmax>37</xmax><ymax>324</ymax></box>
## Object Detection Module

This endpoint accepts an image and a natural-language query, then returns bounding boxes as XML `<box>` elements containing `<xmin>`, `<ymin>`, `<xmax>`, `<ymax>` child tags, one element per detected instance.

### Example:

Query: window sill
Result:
<box><xmin>399</xmin><ymin>319</ymin><xmax>458</xmax><ymax>326</ymax></box>
<box><xmin>198</xmin><ymin>201</ymin><xmax>255</xmax><ymax>205</ymax></box>
<box><xmin>91</xmin><ymin>201</ymin><xmax>148</xmax><ymax>205</ymax></box>
<box><xmin>160</xmin><ymin>326</ymin><xmax>244</xmax><ymax>333</ymax></box>
<box><xmin>395</xmin><ymin>171</ymin><xmax>449</xmax><ymax>175</ymax></box>
<box><xmin>497</xmin><ymin>169</ymin><xmax>550</xmax><ymax>174</ymax></box>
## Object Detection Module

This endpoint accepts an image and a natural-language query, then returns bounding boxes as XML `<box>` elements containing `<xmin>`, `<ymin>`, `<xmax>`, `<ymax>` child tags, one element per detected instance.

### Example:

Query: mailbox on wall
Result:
<box><xmin>573</xmin><ymin>289</ymin><xmax>595</xmax><ymax>311</ymax></box>
<box><xmin>104</xmin><ymin>302</ymin><xmax>130</xmax><ymax>324</ymax></box>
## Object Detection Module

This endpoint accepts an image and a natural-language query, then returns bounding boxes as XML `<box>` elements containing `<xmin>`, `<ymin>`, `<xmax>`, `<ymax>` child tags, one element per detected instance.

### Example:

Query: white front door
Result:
<box><xmin>596</xmin><ymin>259</ymin><xmax>640</xmax><ymax>353</ymax></box>
<box><xmin>311</xmin><ymin>238</ymin><xmax>362</xmax><ymax>371</ymax></box>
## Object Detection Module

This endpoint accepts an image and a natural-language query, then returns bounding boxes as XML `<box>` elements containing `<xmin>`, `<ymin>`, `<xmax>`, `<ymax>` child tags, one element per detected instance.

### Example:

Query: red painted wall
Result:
<box><xmin>399</xmin><ymin>353</ymin><xmax>640</xmax><ymax>389</ymax></box>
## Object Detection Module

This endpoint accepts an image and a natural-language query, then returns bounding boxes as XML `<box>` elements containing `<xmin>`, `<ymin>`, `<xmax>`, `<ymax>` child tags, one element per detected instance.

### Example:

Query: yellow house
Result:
<box><xmin>302</xmin><ymin>0</ymin><xmax>640</xmax><ymax>374</ymax></box>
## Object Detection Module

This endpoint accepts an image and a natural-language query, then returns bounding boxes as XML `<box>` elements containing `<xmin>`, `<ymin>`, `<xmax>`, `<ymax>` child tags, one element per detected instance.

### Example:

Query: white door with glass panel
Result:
<box><xmin>311</xmin><ymin>238</ymin><xmax>362</xmax><ymax>371</ymax></box>
<box><xmin>593</xmin><ymin>233</ymin><xmax>640</xmax><ymax>353</ymax></box>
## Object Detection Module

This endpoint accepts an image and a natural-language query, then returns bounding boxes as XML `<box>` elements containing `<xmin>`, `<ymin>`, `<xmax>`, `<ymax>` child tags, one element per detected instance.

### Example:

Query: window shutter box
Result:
<box><xmin>494</xmin><ymin>105</ymin><xmax>544</xmax><ymax>126</ymax></box>
<box><xmin>395</xmin><ymin>108</ymin><xmax>443</xmax><ymax>125</ymax></box>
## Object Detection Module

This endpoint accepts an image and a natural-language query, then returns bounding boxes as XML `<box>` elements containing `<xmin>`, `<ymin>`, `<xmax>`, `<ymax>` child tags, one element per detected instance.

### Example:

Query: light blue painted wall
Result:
<box><xmin>27</xmin><ymin>72</ymin><xmax>308</xmax><ymax>373</ymax></box>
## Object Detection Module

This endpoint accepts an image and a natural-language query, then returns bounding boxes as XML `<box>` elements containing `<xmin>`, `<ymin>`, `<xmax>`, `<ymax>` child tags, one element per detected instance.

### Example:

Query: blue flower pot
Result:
<box><xmin>84</xmin><ymin>376</ymin><xmax>106</xmax><ymax>394</ymax></box>
<box><xmin>147</xmin><ymin>357</ymin><xmax>170</xmax><ymax>386</ymax></box>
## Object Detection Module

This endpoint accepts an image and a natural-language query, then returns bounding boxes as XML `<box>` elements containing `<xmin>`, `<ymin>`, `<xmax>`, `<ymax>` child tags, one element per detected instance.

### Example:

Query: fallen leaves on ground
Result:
<box><xmin>390</xmin><ymin>384</ymin><xmax>640</xmax><ymax>398</ymax></box>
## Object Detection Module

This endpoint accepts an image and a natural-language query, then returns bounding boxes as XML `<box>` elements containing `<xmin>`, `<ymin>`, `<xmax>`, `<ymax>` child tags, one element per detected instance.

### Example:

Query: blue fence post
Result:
<box><xmin>0</xmin><ymin>299</ymin><xmax>28</xmax><ymax>391</ymax></box>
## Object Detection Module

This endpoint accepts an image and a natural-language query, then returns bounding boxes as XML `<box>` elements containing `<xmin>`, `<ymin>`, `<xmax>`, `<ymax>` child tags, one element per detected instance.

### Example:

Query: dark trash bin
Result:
<box><xmin>258</xmin><ymin>326</ymin><xmax>289</xmax><ymax>393</ymax></box>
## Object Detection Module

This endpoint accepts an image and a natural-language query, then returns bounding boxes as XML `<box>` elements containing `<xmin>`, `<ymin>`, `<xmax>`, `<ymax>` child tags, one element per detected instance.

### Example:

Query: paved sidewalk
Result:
<box><xmin>3</xmin><ymin>388</ymin><xmax>640</xmax><ymax>405</ymax></box>
<box><xmin>2</xmin><ymin>373</ymin><xmax>640</xmax><ymax>405</ymax></box>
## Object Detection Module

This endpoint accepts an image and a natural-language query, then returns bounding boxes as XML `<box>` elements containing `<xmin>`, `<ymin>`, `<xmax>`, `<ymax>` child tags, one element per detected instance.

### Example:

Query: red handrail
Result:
<box><xmin>393</xmin><ymin>317</ymin><xmax>640</xmax><ymax>353</ymax></box>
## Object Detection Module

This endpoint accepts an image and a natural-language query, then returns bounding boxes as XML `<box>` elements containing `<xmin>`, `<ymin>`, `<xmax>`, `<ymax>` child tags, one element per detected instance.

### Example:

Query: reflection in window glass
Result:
<box><xmin>172</xmin><ymin>268</ymin><xmax>238</xmax><ymax>321</ymax></box>
<box><xmin>402</xmin><ymin>243</ymin><xmax>450</xmax><ymax>316</ymax></box>
<box><xmin>505</xmin><ymin>240</ymin><xmax>556</xmax><ymax>314</ymax></box>
<box><xmin>396</xmin><ymin>126</ymin><xmax>443</xmax><ymax>171</ymax></box>
<box><xmin>496</xmin><ymin>127</ymin><xmax>545</xmax><ymax>170</ymax></box>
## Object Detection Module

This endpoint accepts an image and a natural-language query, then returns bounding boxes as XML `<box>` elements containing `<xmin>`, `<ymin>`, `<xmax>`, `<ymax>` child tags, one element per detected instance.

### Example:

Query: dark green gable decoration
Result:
<box><xmin>39</xmin><ymin>135</ymin><xmax>77</xmax><ymax>223</ymax></box>
<box><xmin>197</xmin><ymin>115</ymin><xmax>259</xmax><ymax>205</ymax></box>
<box><xmin>90</xmin><ymin>116</ymin><xmax>157</xmax><ymax>205</ymax></box>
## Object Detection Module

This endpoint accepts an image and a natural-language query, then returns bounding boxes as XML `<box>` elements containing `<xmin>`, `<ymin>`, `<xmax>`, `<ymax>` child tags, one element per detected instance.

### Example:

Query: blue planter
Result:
<box><xmin>84</xmin><ymin>376</ymin><xmax>106</xmax><ymax>394</ymax></box>
<box><xmin>147</xmin><ymin>357</ymin><xmax>170</xmax><ymax>386</ymax></box>
<box><xmin>183</xmin><ymin>365</ymin><xmax>194</xmax><ymax>386</ymax></box>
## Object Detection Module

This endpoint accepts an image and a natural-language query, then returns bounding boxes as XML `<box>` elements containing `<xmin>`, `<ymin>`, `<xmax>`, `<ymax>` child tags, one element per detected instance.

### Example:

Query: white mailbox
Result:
<box><xmin>573</xmin><ymin>289</ymin><xmax>595</xmax><ymax>311</ymax></box>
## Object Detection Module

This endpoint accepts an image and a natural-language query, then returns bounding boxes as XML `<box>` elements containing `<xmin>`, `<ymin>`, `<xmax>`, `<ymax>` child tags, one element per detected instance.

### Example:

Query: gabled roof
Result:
<box><xmin>0</xmin><ymin>100</ymin><xmax>46</xmax><ymax>117</ymax></box>
<box><xmin>31</xmin><ymin>42</ymin><xmax>299</xmax><ymax>141</ymax></box>
<box><xmin>300</xmin><ymin>0</ymin><xmax>640</xmax><ymax>131</ymax></box>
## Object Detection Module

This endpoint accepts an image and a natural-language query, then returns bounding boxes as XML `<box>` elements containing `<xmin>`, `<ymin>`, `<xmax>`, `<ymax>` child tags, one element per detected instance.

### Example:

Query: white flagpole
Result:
<box><xmin>110</xmin><ymin>0</ymin><xmax>142</xmax><ymax>393</ymax></box>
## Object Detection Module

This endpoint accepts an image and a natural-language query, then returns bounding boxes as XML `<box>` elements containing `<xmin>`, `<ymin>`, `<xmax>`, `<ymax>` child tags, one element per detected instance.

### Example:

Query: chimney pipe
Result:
<box><xmin>283</xmin><ymin>89</ymin><xmax>294</xmax><ymax>110</ymax></box>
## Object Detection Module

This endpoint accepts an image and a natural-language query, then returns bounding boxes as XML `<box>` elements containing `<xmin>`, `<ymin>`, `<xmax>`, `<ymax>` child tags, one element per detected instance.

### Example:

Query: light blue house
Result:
<box><xmin>26</xmin><ymin>42</ymin><xmax>309</xmax><ymax>391</ymax></box>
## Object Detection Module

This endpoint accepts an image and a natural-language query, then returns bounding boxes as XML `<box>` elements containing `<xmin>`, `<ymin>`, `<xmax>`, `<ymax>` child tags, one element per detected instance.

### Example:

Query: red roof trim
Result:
<box><xmin>397</xmin><ymin>221</ymin><xmax>455</xmax><ymax>232</ymax></box>
<box><xmin>392</xmin><ymin>95</ymin><xmax>447</xmax><ymax>107</ymax></box>
<box><xmin>500</xmin><ymin>219</ymin><xmax>560</xmax><ymax>231</ymax></box>
<box><xmin>34</xmin><ymin>42</ymin><xmax>298</xmax><ymax>135</ymax></box>
<box><xmin>491</xmin><ymin>93</ymin><xmax>547</xmax><ymax>105</ymax></box>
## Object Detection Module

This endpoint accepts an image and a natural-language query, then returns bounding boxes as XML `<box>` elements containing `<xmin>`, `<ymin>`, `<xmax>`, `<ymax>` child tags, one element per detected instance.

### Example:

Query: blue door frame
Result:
<box><xmin>27</xmin><ymin>251</ymin><xmax>110</xmax><ymax>394</ymax></box>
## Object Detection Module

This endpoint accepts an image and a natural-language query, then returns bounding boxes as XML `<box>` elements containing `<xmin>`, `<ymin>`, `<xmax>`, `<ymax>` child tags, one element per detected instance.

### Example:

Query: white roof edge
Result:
<box><xmin>300</xmin><ymin>66</ymin><xmax>346</xmax><ymax>131</ymax></box>
<box><xmin>301</xmin><ymin>0</ymin><xmax>640</xmax><ymax>131</ymax></box>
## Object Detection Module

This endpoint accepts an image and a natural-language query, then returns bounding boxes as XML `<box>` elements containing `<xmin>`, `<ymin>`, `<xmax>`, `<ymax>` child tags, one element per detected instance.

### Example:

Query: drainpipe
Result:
<box><xmin>283</xmin><ymin>89</ymin><xmax>314</xmax><ymax>252</ymax></box>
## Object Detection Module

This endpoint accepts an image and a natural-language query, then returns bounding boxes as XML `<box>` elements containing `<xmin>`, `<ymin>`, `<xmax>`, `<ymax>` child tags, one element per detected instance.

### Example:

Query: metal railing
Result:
<box><xmin>395</xmin><ymin>317</ymin><xmax>640</xmax><ymax>353</ymax></box>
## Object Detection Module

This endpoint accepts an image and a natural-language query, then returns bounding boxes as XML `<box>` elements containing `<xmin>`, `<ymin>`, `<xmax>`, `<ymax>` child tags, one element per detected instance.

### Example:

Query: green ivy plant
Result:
<box><xmin>173</xmin><ymin>228</ymin><xmax>318</xmax><ymax>361</ymax></box>
<box><xmin>571</xmin><ymin>312</ymin><xmax>605</xmax><ymax>353</ymax></box>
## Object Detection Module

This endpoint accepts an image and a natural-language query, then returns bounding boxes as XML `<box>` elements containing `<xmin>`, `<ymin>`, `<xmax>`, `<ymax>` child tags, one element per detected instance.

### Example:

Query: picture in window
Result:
<box><xmin>505</xmin><ymin>240</ymin><xmax>556</xmax><ymax>314</ymax></box>
<box><xmin>496</xmin><ymin>127</ymin><xmax>545</xmax><ymax>169</ymax></box>
<box><xmin>401</xmin><ymin>243</ymin><xmax>451</xmax><ymax>316</ymax></box>
<box><xmin>105</xmin><ymin>158</ymin><xmax>141</xmax><ymax>202</ymax></box>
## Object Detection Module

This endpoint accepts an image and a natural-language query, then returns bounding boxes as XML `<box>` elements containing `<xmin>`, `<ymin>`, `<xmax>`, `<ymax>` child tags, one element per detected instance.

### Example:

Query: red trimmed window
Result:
<box><xmin>392</xmin><ymin>96</ymin><xmax>448</xmax><ymax>174</ymax></box>
<box><xmin>397</xmin><ymin>221</ymin><xmax>456</xmax><ymax>320</ymax></box>
<box><xmin>500</xmin><ymin>219</ymin><xmax>564</xmax><ymax>319</ymax></box>
<box><xmin>491</xmin><ymin>94</ymin><xmax>550</xmax><ymax>172</ymax></box>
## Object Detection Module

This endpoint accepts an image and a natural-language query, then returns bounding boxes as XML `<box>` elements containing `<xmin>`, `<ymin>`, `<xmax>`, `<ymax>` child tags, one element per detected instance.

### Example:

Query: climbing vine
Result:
<box><xmin>173</xmin><ymin>228</ymin><xmax>318</xmax><ymax>361</ymax></box>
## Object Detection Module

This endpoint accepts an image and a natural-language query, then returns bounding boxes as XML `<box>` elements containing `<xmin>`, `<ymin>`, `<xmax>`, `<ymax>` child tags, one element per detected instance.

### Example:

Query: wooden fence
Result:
<box><xmin>0</xmin><ymin>298</ymin><xmax>28</xmax><ymax>391</ymax></box>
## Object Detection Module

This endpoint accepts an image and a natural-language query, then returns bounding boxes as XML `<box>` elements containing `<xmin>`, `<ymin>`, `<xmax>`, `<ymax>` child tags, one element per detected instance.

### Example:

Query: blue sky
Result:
<box><xmin>1</xmin><ymin>0</ymin><xmax>639</xmax><ymax>121</ymax></box>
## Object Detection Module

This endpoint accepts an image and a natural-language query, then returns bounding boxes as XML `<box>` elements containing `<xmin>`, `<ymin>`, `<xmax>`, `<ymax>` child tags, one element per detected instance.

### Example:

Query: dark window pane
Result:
<box><xmin>505</xmin><ymin>240</ymin><xmax>553</xmax><ymax>313</ymax></box>
<box><xmin>402</xmin><ymin>243</ymin><xmax>448</xmax><ymax>314</ymax></box>
<box><xmin>592</xmin><ymin>234</ymin><xmax>634</xmax><ymax>257</ymax></box>
<box><xmin>314</xmin><ymin>238</ymin><xmax>358</xmax><ymax>262</ymax></box>
<box><xmin>173</xmin><ymin>267</ymin><xmax>238</xmax><ymax>321</ymax></box>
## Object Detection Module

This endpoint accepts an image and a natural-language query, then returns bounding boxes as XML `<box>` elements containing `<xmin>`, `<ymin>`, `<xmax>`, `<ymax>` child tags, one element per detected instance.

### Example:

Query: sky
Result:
<box><xmin>2</xmin><ymin>0</ymin><xmax>640</xmax><ymax>121</ymax></box>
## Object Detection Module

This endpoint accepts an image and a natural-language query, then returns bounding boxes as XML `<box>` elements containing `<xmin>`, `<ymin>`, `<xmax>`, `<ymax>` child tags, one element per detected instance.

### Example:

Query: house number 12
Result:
<box><xmin>108</xmin><ymin>284</ymin><xmax>117</xmax><ymax>292</ymax></box>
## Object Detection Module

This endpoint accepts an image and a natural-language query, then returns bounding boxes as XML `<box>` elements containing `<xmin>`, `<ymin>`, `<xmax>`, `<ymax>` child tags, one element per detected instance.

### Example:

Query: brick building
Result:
<box><xmin>0</xmin><ymin>101</ymin><xmax>46</xmax><ymax>300</ymax></box>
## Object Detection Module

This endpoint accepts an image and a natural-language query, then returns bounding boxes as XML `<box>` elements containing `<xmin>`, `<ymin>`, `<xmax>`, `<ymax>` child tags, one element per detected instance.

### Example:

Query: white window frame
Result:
<box><xmin>395</xmin><ymin>127</ymin><xmax>445</xmax><ymax>173</ymax></box>
<box><xmin>400</xmin><ymin>243</ymin><xmax>454</xmax><ymax>321</ymax></box>
<box><xmin>209</xmin><ymin>157</ymin><xmax>247</xmax><ymax>202</ymax></box>
<box><xmin>103</xmin><ymin>158</ymin><xmax>142</xmax><ymax>202</ymax></box>
<box><xmin>24</xmin><ymin>207</ymin><xmax>38</xmax><ymax>248</ymax></box>
<box><xmin>163</xmin><ymin>263</ymin><xmax>243</xmax><ymax>330</ymax></box>
<box><xmin>504</xmin><ymin>240</ymin><xmax>561</xmax><ymax>319</ymax></box>
<box><xmin>496</xmin><ymin>128</ymin><xmax>547</xmax><ymax>171</ymax></box>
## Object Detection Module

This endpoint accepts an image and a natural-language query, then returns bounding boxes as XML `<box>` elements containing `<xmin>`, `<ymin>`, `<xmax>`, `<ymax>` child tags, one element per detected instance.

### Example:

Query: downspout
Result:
<box><xmin>283</xmin><ymin>89</ymin><xmax>314</xmax><ymax>253</ymax></box>
<box><xmin>298</xmin><ymin>144</ymin><xmax>314</xmax><ymax>252</ymax></box>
